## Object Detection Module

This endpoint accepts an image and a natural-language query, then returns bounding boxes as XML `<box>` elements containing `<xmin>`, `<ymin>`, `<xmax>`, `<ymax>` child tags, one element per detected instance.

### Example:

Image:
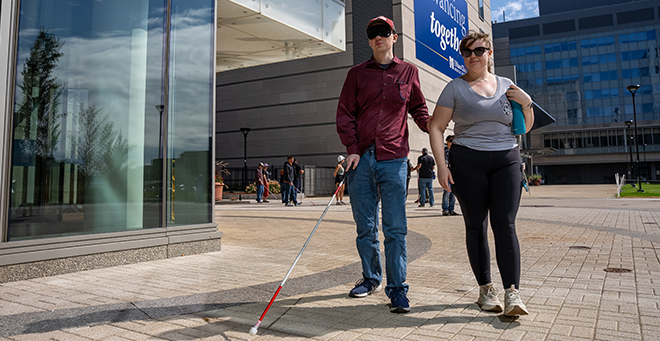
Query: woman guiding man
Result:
<box><xmin>429</xmin><ymin>31</ymin><xmax>534</xmax><ymax>316</ymax></box>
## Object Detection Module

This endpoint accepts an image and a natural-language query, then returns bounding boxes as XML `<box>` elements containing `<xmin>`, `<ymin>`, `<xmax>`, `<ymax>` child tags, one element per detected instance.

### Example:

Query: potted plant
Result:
<box><xmin>215</xmin><ymin>160</ymin><xmax>230</xmax><ymax>201</ymax></box>
<box><xmin>531</xmin><ymin>174</ymin><xmax>542</xmax><ymax>186</ymax></box>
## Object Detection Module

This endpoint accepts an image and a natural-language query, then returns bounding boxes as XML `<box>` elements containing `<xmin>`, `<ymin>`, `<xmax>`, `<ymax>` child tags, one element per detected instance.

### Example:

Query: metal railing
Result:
<box><xmin>304</xmin><ymin>166</ymin><xmax>337</xmax><ymax>196</ymax></box>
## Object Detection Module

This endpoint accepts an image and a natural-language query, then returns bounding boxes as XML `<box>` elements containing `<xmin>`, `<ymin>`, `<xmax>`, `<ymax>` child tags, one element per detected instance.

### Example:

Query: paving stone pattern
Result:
<box><xmin>1</xmin><ymin>185</ymin><xmax>659</xmax><ymax>340</ymax></box>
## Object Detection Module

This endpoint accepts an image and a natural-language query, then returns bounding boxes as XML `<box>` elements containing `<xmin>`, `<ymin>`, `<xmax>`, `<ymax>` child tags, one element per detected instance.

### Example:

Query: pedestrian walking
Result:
<box><xmin>428</xmin><ymin>31</ymin><xmax>534</xmax><ymax>316</ymax></box>
<box><xmin>282</xmin><ymin>156</ymin><xmax>299</xmax><ymax>206</ymax></box>
<box><xmin>442</xmin><ymin>136</ymin><xmax>458</xmax><ymax>215</ymax></box>
<box><xmin>336</xmin><ymin>15</ymin><xmax>430</xmax><ymax>313</ymax></box>
<box><xmin>293</xmin><ymin>158</ymin><xmax>304</xmax><ymax>203</ymax></box>
<box><xmin>262</xmin><ymin>163</ymin><xmax>271</xmax><ymax>202</ymax></box>
<box><xmin>254</xmin><ymin>163</ymin><xmax>266</xmax><ymax>203</ymax></box>
<box><xmin>413</xmin><ymin>148</ymin><xmax>435</xmax><ymax>207</ymax></box>
<box><xmin>334</xmin><ymin>155</ymin><xmax>347</xmax><ymax>205</ymax></box>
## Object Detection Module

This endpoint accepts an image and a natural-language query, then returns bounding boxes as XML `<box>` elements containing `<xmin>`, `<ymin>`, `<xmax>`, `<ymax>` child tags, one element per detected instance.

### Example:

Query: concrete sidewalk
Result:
<box><xmin>1</xmin><ymin>185</ymin><xmax>659</xmax><ymax>340</ymax></box>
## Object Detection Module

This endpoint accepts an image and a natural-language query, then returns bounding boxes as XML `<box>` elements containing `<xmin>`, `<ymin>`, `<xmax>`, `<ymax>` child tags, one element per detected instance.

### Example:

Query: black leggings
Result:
<box><xmin>449</xmin><ymin>144</ymin><xmax>523</xmax><ymax>289</ymax></box>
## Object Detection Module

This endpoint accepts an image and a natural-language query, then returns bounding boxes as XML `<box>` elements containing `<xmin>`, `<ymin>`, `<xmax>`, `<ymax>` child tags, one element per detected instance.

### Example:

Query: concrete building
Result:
<box><xmin>493</xmin><ymin>0</ymin><xmax>660</xmax><ymax>184</ymax></box>
<box><xmin>1</xmin><ymin>0</ymin><xmax>491</xmax><ymax>281</ymax></box>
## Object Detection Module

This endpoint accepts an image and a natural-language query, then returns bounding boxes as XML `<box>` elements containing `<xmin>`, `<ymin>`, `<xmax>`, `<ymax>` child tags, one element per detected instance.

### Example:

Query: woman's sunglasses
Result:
<box><xmin>367</xmin><ymin>26</ymin><xmax>393</xmax><ymax>40</ymax></box>
<box><xmin>460</xmin><ymin>47</ymin><xmax>490</xmax><ymax>58</ymax></box>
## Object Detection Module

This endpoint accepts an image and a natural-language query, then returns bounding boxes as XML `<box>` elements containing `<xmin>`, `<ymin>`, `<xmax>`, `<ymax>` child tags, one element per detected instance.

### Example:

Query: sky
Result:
<box><xmin>490</xmin><ymin>0</ymin><xmax>539</xmax><ymax>23</ymax></box>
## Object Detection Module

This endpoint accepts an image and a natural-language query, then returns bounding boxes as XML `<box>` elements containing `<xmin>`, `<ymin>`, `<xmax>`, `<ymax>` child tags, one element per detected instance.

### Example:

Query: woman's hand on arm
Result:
<box><xmin>428</xmin><ymin>105</ymin><xmax>454</xmax><ymax>192</ymax></box>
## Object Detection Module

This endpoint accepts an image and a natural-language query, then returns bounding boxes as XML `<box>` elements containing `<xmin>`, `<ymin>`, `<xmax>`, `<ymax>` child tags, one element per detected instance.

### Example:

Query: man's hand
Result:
<box><xmin>346</xmin><ymin>154</ymin><xmax>360</xmax><ymax>170</ymax></box>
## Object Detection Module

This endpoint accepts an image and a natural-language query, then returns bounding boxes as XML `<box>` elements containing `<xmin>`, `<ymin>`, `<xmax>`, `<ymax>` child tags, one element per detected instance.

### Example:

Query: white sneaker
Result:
<box><xmin>477</xmin><ymin>283</ymin><xmax>503</xmax><ymax>312</ymax></box>
<box><xmin>504</xmin><ymin>285</ymin><xmax>529</xmax><ymax>316</ymax></box>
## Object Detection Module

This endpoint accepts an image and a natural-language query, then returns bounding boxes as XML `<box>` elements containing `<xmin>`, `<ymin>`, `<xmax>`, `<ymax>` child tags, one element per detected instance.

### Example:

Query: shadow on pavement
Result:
<box><xmin>3</xmin><ymin>231</ymin><xmax>432</xmax><ymax>337</ymax></box>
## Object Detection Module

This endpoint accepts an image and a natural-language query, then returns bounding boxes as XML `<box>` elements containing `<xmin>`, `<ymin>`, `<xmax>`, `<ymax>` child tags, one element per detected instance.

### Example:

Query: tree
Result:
<box><xmin>13</xmin><ymin>28</ymin><xmax>64</xmax><ymax>207</ymax></box>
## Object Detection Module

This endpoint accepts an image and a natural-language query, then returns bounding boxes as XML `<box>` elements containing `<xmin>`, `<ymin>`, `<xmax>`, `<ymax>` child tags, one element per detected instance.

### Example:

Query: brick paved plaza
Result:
<box><xmin>1</xmin><ymin>185</ymin><xmax>659</xmax><ymax>340</ymax></box>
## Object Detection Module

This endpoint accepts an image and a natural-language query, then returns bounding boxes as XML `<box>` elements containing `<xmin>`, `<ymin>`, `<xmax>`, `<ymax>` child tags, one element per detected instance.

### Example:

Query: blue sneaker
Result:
<box><xmin>389</xmin><ymin>289</ymin><xmax>410</xmax><ymax>313</ymax></box>
<box><xmin>349</xmin><ymin>278</ymin><xmax>382</xmax><ymax>298</ymax></box>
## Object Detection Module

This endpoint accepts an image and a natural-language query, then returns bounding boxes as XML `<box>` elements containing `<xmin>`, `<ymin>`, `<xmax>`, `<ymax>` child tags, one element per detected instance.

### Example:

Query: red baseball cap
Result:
<box><xmin>367</xmin><ymin>16</ymin><xmax>396</xmax><ymax>32</ymax></box>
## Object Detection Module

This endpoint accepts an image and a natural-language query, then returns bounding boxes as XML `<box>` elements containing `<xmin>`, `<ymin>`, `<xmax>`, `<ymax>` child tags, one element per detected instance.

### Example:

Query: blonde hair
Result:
<box><xmin>460</xmin><ymin>31</ymin><xmax>493</xmax><ymax>71</ymax></box>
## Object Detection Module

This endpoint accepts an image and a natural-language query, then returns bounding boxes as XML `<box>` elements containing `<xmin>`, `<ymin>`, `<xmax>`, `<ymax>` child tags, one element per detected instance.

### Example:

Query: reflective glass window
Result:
<box><xmin>608</xmin><ymin>53</ymin><xmax>616</xmax><ymax>63</ymax></box>
<box><xmin>9</xmin><ymin>0</ymin><xmax>169</xmax><ymax>240</ymax></box>
<box><xmin>166</xmin><ymin>0</ymin><xmax>214</xmax><ymax>226</ymax></box>
<box><xmin>608</xmin><ymin>131</ymin><xmax>616</xmax><ymax>146</ymax></box>
<box><xmin>585</xmin><ymin>91</ymin><xmax>593</xmax><ymax>100</ymax></box>
<box><xmin>641</xmin><ymin>85</ymin><xmax>652</xmax><ymax>94</ymax></box>
<box><xmin>642</xmin><ymin>103</ymin><xmax>653</xmax><ymax>113</ymax></box>
<box><xmin>637</xmin><ymin>32</ymin><xmax>646</xmax><ymax>42</ymax></box>
<box><xmin>8</xmin><ymin>0</ymin><xmax>214</xmax><ymax>240</ymax></box>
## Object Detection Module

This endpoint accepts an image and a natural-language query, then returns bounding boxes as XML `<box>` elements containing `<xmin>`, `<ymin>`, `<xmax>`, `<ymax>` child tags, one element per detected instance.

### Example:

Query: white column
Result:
<box><xmin>126</xmin><ymin>27</ymin><xmax>148</xmax><ymax>229</ymax></box>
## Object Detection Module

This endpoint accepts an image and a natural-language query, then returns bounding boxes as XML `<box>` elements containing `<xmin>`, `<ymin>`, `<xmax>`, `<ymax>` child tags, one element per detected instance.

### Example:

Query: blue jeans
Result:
<box><xmin>347</xmin><ymin>146</ymin><xmax>408</xmax><ymax>297</ymax></box>
<box><xmin>282</xmin><ymin>183</ymin><xmax>289</xmax><ymax>203</ymax></box>
<box><xmin>442</xmin><ymin>186</ymin><xmax>455</xmax><ymax>211</ymax></box>
<box><xmin>419</xmin><ymin>178</ymin><xmax>434</xmax><ymax>206</ymax></box>
<box><xmin>282</xmin><ymin>182</ymin><xmax>297</xmax><ymax>204</ymax></box>
<box><xmin>256</xmin><ymin>185</ymin><xmax>264</xmax><ymax>202</ymax></box>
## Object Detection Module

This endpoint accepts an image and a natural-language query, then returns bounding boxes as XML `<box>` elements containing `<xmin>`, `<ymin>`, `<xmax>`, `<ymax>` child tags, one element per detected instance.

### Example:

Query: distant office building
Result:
<box><xmin>493</xmin><ymin>0</ymin><xmax>660</xmax><ymax>184</ymax></box>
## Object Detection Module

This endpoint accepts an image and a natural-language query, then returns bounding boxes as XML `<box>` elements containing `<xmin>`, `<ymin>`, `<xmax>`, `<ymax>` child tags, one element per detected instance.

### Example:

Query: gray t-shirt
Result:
<box><xmin>437</xmin><ymin>75</ymin><xmax>518</xmax><ymax>151</ymax></box>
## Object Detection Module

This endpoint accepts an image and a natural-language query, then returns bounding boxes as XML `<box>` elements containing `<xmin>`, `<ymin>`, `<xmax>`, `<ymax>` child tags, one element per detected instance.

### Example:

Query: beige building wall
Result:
<box><xmin>216</xmin><ymin>0</ymin><xmax>492</xmax><ymax>184</ymax></box>
<box><xmin>395</xmin><ymin>0</ymin><xmax>492</xmax><ymax>162</ymax></box>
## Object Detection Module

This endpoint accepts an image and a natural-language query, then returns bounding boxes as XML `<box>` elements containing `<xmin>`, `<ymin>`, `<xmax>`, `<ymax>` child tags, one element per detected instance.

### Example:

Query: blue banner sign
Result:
<box><xmin>414</xmin><ymin>0</ymin><xmax>469</xmax><ymax>78</ymax></box>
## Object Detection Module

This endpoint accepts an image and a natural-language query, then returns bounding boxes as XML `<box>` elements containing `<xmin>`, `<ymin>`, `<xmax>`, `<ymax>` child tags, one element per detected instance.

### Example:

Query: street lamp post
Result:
<box><xmin>625</xmin><ymin>120</ymin><xmax>634</xmax><ymax>185</ymax></box>
<box><xmin>240</xmin><ymin>128</ymin><xmax>251</xmax><ymax>197</ymax></box>
<box><xmin>155</xmin><ymin>105</ymin><xmax>165</xmax><ymax>160</ymax></box>
<box><xmin>643</xmin><ymin>144</ymin><xmax>647</xmax><ymax>162</ymax></box>
<box><xmin>626</xmin><ymin>85</ymin><xmax>643</xmax><ymax>192</ymax></box>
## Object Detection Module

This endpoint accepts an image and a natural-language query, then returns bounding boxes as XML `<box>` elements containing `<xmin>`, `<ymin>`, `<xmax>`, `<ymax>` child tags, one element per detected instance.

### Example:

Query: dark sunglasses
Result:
<box><xmin>367</xmin><ymin>26</ymin><xmax>393</xmax><ymax>40</ymax></box>
<box><xmin>460</xmin><ymin>47</ymin><xmax>490</xmax><ymax>58</ymax></box>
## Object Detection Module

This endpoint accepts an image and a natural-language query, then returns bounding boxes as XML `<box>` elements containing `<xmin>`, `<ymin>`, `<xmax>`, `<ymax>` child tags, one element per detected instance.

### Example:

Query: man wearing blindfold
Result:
<box><xmin>336</xmin><ymin>16</ymin><xmax>430</xmax><ymax>314</ymax></box>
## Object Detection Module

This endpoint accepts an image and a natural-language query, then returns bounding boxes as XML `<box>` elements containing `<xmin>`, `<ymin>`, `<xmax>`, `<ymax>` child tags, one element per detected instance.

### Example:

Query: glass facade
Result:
<box><xmin>8</xmin><ymin>0</ymin><xmax>214</xmax><ymax>241</ymax></box>
<box><xmin>511</xmin><ymin>25</ymin><xmax>660</xmax><ymax>127</ymax></box>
